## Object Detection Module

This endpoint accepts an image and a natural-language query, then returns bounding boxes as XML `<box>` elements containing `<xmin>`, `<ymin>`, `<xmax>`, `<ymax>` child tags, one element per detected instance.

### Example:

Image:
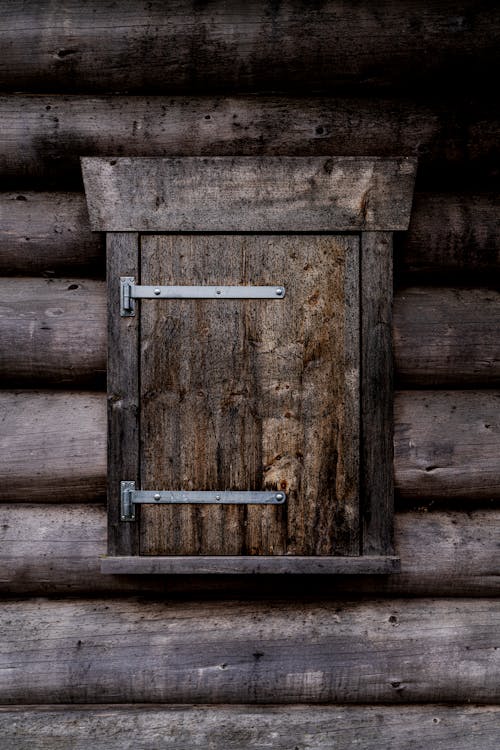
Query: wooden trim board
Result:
<box><xmin>82</xmin><ymin>156</ymin><xmax>416</xmax><ymax>232</ymax></box>
<box><xmin>100</xmin><ymin>555</ymin><xmax>400</xmax><ymax>575</ymax></box>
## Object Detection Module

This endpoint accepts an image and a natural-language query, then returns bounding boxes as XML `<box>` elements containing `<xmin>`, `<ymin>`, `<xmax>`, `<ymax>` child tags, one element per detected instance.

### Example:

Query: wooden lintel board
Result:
<box><xmin>81</xmin><ymin>156</ymin><xmax>417</xmax><ymax>232</ymax></box>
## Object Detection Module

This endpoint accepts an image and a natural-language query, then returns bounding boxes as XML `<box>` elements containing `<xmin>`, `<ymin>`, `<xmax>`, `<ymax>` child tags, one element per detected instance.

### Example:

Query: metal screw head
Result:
<box><xmin>154</xmin><ymin>493</ymin><xmax>161</xmax><ymax>501</ymax></box>
<box><xmin>216</xmin><ymin>289</ymin><xmax>222</xmax><ymax>295</ymax></box>
<box><xmin>275</xmin><ymin>492</ymin><xmax>285</xmax><ymax>502</ymax></box>
<box><xmin>154</xmin><ymin>288</ymin><xmax>161</xmax><ymax>296</ymax></box>
<box><xmin>276</xmin><ymin>288</ymin><xmax>284</xmax><ymax>297</ymax></box>
<box><xmin>215</xmin><ymin>494</ymin><xmax>221</xmax><ymax>501</ymax></box>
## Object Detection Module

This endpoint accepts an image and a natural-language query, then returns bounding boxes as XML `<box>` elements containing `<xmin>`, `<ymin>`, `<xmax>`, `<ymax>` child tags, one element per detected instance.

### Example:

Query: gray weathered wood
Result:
<box><xmin>0</xmin><ymin>505</ymin><xmax>498</xmax><ymax>595</ymax></box>
<box><xmin>1</xmin><ymin>390</ymin><xmax>499</xmax><ymax>503</ymax></box>
<box><xmin>82</xmin><ymin>157</ymin><xmax>416</xmax><ymax>232</ymax></box>
<box><xmin>1</xmin><ymin>704</ymin><xmax>499</xmax><ymax>750</ymax></box>
<box><xmin>401</xmin><ymin>193</ymin><xmax>500</xmax><ymax>277</ymax></box>
<box><xmin>361</xmin><ymin>233</ymin><xmax>393</xmax><ymax>555</ymax></box>
<box><xmin>0</xmin><ymin>278</ymin><xmax>106</xmax><ymax>387</ymax></box>
<box><xmin>2</xmin><ymin>192</ymin><xmax>498</xmax><ymax>277</ymax></box>
<box><xmin>394</xmin><ymin>287</ymin><xmax>500</xmax><ymax>386</ymax></box>
<box><xmin>0</xmin><ymin>191</ymin><xmax>102</xmax><ymax>276</ymax></box>
<box><xmin>101</xmin><ymin>556</ymin><xmax>399</xmax><ymax>575</ymax></box>
<box><xmin>0</xmin><ymin>598</ymin><xmax>499</xmax><ymax>703</ymax></box>
<box><xmin>0</xmin><ymin>96</ymin><xmax>493</xmax><ymax>189</ymax></box>
<box><xmin>0</xmin><ymin>1</ymin><xmax>497</xmax><ymax>93</ymax></box>
<box><xmin>139</xmin><ymin>235</ymin><xmax>360</xmax><ymax>557</ymax></box>
<box><xmin>3</xmin><ymin>281</ymin><xmax>499</xmax><ymax>387</ymax></box>
<box><xmin>0</xmin><ymin>391</ymin><xmax>105</xmax><ymax>503</ymax></box>
<box><xmin>106</xmin><ymin>233</ymin><xmax>140</xmax><ymax>555</ymax></box>
<box><xmin>395</xmin><ymin>390</ymin><xmax>500</xmax><ymax>501</ymax></box>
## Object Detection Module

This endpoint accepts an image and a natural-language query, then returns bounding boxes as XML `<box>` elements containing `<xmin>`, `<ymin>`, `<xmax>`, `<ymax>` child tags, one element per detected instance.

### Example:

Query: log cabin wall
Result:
<box><xmin>0</xmin><ymin>2</ymin><xmax>499</xmax><ymax>746</ymax></box>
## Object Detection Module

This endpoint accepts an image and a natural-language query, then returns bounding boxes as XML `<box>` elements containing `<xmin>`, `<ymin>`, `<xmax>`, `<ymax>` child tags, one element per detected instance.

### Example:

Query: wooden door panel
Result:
<box><xmin>139</xmin><ymin>234</ymin><xmax>359</xmax><ymax>556</ymax></box>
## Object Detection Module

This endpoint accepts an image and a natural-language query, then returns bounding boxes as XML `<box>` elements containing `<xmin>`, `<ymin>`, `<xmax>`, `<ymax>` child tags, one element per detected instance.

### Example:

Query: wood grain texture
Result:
<box><xmin>400</xmin><ymin>193</ymin><xmax>500</xmax><ymax>277</ymax></box>
<box><xmin>0</xmin><ymin>191</ymin><xmax>102</xmax><ymax>277</ymax></box>
<box><xmin>361</xmin><ymin>233</ymin><xmax>393</xmax><ymax>555</ymax></box>
<box><xmin>1</xmin><ymin>390</ymin><xmax>499</xmax><ymax>504</ymax></box>
<box><xmin>0</xmin><ymin>1</ymin><xmax>498</xmax><ymax>94</ymax></box>
<box><xmin>2</xmin><ymin>281</ymin><xmax>499</xmax><ymax>387</ymax></box>
<box><xmin>2</xmin><ymin>192</ymin><xmax>498</xmax><ymax>278</ymax></box>
<box><xmin>0</xmin><ymin>506</ymin><xmax>498</xmax><ymax>595</ymax></box>
<box><xmin>394</xmin><ymin>287</ymin><xmax>500</xmax><ymax>386</ymax></box>
<box><xmin>139</xmin><ymin>235</ymin><xmax>359</xmax><ymax>556</ymax></box>
<box><xmin>0</xmin><ymin>598</ymin><xmax>499</xmax><ymax>703</ymax></box>
<box><xmin>0</xmin><ymin>278</ymin><xmax>106</xmax><ymax>387</ymax></box>
<box><xmin>82</xmin><ymin>157</ymin><xmax>416</xmax><ymax>231</ymax></box>
<box><xmin>0</xmin><ymin>391</ymin><xmax>106</xmax><ymax>503</ymax></box>
<box><xmin>106</xmin><ymin>233</ymin><xmax>140</xmax><ymax>555</ymax></box>
<box><xmin>395</xmin><ymin>390</ymin><xmax>500</xmax><ymax>501</ymax></box>
<box><xmin>1</xmin><ymin>96</ymin><xmax>497</xmax><ymax>190</ymax></box>
<box><xmin>1</xmin><ymin>704</ymin><xmax>499</xmax><ymax>750</ymax></box>
<box><xmin>101</xmin><ymin>557</ymin><xmax>399</xmax><ymax>575</ymax></box>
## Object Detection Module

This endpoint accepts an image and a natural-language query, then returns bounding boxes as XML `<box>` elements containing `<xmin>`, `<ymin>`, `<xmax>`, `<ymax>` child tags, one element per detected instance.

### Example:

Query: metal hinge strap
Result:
<box><xmin>120</xmin><ymin>277</ymin><xmax>285</xmax><ymax>316</ymax></box>
<box><xmin>120</xmin><ymin>481</ymin><xmax>286</xmax><ymax>521</ymax></box>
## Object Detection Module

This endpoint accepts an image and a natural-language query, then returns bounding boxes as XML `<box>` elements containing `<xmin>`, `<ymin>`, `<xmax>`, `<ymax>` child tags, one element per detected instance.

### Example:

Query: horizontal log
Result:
<box><xmin>1</xmin><ymin>705</ymin><xmax>499</xmax><ymax>750</ymax></box>
<box><xmin>2</xmin><ymin>280</ymin><xmax>499</xmax><ymax>387</ymax></box>
<box><xmin>400</xmin><ymin>193</ymin><xmax>500</xmax><ymax>276</ymax></box>
<box><xmin>0</xmin><ymin>390</ymin><xmax>498</xmax><ymax>503</ymax></box>
<box><xmin>395</xmin><ymin>391</ymin><xmax>500</xmax><ymax>501</ymax></box>
<box><xmin>393</xmin><ymin>287</ymin><xmax>500</xmax><ymax>386</ymax></box>
<box><xmin>0</xmin><ymin>391</ymin><xmax>106</xmax><ymax>503</ymax></box>
<box><xmin>0</xmin><ymin>192</ymin><xmax>102</xmax><ymax>276</ymax></box>
<box><xmin>0</xmin><ymin>597</ymin><xmax>499</xmax><ymax>703</ymax></box>
<box><xmin>0</xmin><ymin>505</ymin><xmax>498</xmax><ymax>596</ymax></box>
<box><xmin>0</xmin><ymin>278</ymin><xmax>106</xmax><ymax>387</ymax></box>
<box><xmin>0</xmin><ymin>96</ymin><xmax>497</xmax><ymax>189</ymax></box>
<box><xmin>2</xmin><ymin>192</ymin><xmax>498</xmax><ymax>279</ymax></box>
<box><xmin>0</xmin><ymin>1</ymin><xmax>498</xmax><ymax>94</ymax></box>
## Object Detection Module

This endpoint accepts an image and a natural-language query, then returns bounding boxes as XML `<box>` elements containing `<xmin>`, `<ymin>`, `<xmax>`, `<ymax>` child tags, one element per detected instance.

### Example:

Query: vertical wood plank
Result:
<box><xmin>361</xmin><ymin>231</ymin><xmax>394</xmax><ymax>555</ymax></box>
<box><xmin>106</xmin><ymin>232</ymin><xmax>140</xmax><ymax>555</ymax></box>
<box><xmin>139</xmin><ymin>234</ymin><xmax>360</xmax><ymax>556</ymax></box>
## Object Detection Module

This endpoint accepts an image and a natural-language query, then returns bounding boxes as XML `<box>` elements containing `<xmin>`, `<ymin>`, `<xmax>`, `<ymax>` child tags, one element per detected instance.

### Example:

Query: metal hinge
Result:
<box><xmin>120</xmin><ymin>481</ymin><xmax>286</xmax><ymax>521</ymax></box>
<box><xmin>120</xmin><ymin>277</ymin><xmax>286</xmax><ymax>316</ymax></box>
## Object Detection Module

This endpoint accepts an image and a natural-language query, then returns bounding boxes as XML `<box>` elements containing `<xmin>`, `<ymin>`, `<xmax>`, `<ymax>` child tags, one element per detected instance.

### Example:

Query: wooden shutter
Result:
<box><xmin>82</xmin><ymin>156</ymin><xmax>416</xmax><ymax>574</ymax></box>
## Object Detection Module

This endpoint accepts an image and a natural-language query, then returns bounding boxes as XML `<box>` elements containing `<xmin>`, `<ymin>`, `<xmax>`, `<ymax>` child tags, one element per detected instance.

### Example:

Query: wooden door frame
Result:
<box><xmin>82</xmin><ymin>156</ymin><xmax>416</xmax><ymax>574</ymax></box>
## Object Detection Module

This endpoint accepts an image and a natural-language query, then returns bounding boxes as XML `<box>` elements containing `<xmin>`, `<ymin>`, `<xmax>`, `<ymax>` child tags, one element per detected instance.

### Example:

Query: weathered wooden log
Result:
<box><xmin>1</xmin><ymin>704</ymin><xmax>499</xmax><ymax>750</ymax></box>
<box><xmin>0</xmin><ymin>278</ymin><xmax>106</xmax><ymax>387</ymax></box>
<box><xmin>0</xmin><ymin>1</ymin><xmax>498</xmax><ymax>94</ymax></box>
<box><xmin>0</xmin><ymin>391</ymin><xmax>106</xmax><ymax>503</ymax></box>
<box><xmin>0</xmin><ymin>390</ymin><xmax>498</xmax><ymax>502</ymax></box>
<box><xmin>394</xmin><ymin>287</ymin><xmax>500</xmax><ymax>386</ymax></box>
<box><xmin>400</xmin><ymin>193</ymin><xmax>500</xmax><ymax>276</ymax></box>
<box><xmin>2</xmin><ymin>192</ymin><xmax>498</xmax><ymax>278</ymax></box>
<box><xmin>0</xmin><ymin>504</ymin><xmax>498</xmax><ymax>596</ymax></box>
<box><xmin>395</xmin><ymin>391</ymin><xmax>500</xmax><ymax>501</ymax></box>
<box><xmin>0</xmin><ymin>597</ymin><xmax>498</xmax><ymax>703</ymax></box>
<box><xmin>0</xmin><ymin>192</ymin><xmax>102</xmax><ymax>276</ymax></box>
<box><xmin>1</xmin><ymin>280</ymin><xmax>499</xmax><ymax>387</ymax></box>
<box><xmin>0</xmin><ymin>96</ymin><xmax>497</xmax><ymax>189</ymax></box>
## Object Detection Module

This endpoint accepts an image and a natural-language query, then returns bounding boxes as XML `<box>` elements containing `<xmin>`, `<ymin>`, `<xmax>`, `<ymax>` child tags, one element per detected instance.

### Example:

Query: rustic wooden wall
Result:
<box><xmin>0</xmin><ymin>2</ymin><xmax>499</xmax><ymax>748</ymax></box>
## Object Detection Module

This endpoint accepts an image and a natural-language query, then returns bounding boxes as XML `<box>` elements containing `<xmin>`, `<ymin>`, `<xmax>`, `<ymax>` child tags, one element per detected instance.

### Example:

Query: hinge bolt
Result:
<box><xmin>154</xmin><ymin>493</ymin><xmax>161</xmax><ymax>501</ymax></box>
<box><xmin>276</xmin><ymin>288</ymin><xmax>284</xmax><ymax>296</ymax></box>
<box><xmin>275</xmin><ymin>492</ymin><xmax>285</xmax><ymax>501</ymax></box>
<box><xmin>154</xmin><ymin>288</ymin><xmax>161</xmax><ymax>295</ymax></box>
